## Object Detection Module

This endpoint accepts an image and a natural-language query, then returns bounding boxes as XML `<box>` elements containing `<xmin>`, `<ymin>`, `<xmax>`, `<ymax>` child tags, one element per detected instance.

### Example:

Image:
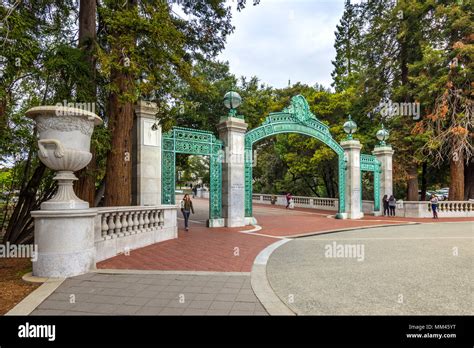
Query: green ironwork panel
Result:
<box><xmin>338</xmin><ymin>157</ymin><xmax>346</xmax><ymax>213</ymax></box>
<box><xmin>374</xmin><ymin>169</ymin><xmax>381</xmax><ymax>211</ymax></box>
<box><xmin>209</xmin><ymin>154</ymin><xmax>222</xmax><ymax>219</ymax></box>
<box><xmin>161</xmin><ymin>126</ymin><xmax>223</xmax><ymax>221</ymax></box>
<box><xmin>161</xmin><ymin>150</ymin><xmax>176</xmax><ymax>205</ymax></box>
<box><xmin>244</xmin><ymin>149</ymin><xmax>253</xmax><ymax>217</ymax></box>
<box><xmin>360</xmin><ymin>154</ymin><xmax>380</xmax><ymax>172</ymax></box>
<box><xmin>360</xmin><ymin>154</ymin><xmax>381</xmax><ymax>212</ymax></box>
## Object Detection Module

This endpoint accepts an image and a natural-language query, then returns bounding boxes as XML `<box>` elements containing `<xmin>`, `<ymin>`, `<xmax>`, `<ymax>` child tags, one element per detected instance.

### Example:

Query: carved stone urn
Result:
<box><xmin>26</xmin><ymin>106</ymin><xmax>102</xmax><ymax>210</ymax></box>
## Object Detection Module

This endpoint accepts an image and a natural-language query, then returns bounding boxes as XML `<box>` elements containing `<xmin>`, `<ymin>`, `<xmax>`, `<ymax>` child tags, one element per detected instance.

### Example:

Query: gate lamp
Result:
<box><xmin>343</xmin><ymin>115</ymin><xmax>357</xmax><ymax>140</ymax></box>
<box><xmin>223</xmin><ymin>91</ymin><xmax>242</xmax><ymax>118</ymax></box>
<box><xmin>376</xmin><ymin>123</ymin><xmax>390</xmax><ymax>146</ymax></box>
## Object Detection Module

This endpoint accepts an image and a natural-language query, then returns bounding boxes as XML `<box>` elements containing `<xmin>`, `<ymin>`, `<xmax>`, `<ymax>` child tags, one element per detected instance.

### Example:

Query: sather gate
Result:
<box><xmin>157</xmin><ymin>95</ymin><xmax>392</xmax><ymax>227</ymax></box>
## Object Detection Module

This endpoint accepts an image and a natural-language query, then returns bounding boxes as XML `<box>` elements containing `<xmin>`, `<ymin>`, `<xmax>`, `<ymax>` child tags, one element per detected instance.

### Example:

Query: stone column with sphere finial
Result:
<box><xmin>26</xmin><ymin>105</ymin><xmax>102</xmax><ymax>278</ymax></box>
<box><xmin>217</xmin><ymin>91</ymin><xmax>248</xmax><ymax>227</ymax></box>
<box><xmin>340</xmin><ymin>115</ymin><xmax>364</xmax><ymax>219</ymax></box>
<box><xmin>373</xmin><ymin>124</ymin><xmax>394</xmax><ymax>199</ymax></box>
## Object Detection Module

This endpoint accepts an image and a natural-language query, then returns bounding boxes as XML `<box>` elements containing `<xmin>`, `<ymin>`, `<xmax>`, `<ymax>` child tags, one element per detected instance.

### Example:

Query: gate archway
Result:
<box><xmin>161</xmin><ymin>127</ymin><xmax>223</xmax><ymax>224</ymax></box>
<box><xmin>244</xmin><ymin>95</ymin><xmax>346</xmax><ymax>218</ymax></box>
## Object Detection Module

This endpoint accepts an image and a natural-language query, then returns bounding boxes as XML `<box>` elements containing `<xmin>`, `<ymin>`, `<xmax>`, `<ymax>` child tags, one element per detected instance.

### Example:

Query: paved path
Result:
<box><xmin>266</xmin><ymin>222</ymin><xmax>474</xmax><ymax>315</ymax></box>
<box><xmin>31</xmin><ymin>272</ymin><xmax>267</xmax><ymax>316</ymax></box>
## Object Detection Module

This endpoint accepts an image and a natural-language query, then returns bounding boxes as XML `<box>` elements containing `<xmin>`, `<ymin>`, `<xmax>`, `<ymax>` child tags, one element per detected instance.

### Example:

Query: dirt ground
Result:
<box><xmin>0</xmin><ymin>258</ymin><xmax>39</xmax><ymax>315</ymax></box>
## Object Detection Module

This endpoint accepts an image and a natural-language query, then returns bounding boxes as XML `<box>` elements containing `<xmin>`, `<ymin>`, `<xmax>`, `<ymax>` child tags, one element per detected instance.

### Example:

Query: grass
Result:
<box><xmin>0</xmin><ymin>258</ymin><xmax>39</xmax><ymax>315</ymax></box>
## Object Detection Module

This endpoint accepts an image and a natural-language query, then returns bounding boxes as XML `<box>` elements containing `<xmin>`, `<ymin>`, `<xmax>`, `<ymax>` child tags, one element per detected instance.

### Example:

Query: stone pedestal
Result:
<box><xmin>132</xmin><ymin>101</ymin><xmax>161</xmax><ymax>206</ymax></box>
<box><xmin>341</xmin><ymin>140</ymin><xmax>364</xmax><ymax>219</ymax></box>
<box><xmin>31</xmin><ymin>209</ymin><xmax>97</xmax><ymax>278</ymax></box>
<box><xmin>217</xmin><ymin>117</ymin><xmax>248</xmax><ymax>227</ymax></box>
<box><xmin>373</xmin><ymin>145</ymin><xmax>394</xmax><ymax>198</ymax></box>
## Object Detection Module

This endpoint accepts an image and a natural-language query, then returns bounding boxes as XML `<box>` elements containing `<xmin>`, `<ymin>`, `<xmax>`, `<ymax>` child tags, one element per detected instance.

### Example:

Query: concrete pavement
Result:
<box><xmin>266</xmin><ymin>222</ymin><xmax>474</xmax><ymax>315</ymax></box>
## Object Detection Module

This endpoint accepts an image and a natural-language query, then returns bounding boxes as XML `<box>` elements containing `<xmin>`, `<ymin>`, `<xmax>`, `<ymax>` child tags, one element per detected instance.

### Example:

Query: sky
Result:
<box><xmin>217</xmin><ymin>0</ymin><xmax>346</xmax><ymax>90</ymax></box>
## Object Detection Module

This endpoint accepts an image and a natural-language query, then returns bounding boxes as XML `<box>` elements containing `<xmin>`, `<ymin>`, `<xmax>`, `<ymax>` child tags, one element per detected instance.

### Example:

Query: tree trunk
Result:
<box><xmin>420</xmin><ymin>162</ymin><xmax>427</xmax><ymax>201</ymax></box>
<box><xmin>104</xmin><ymin>68</ymin><xmax>134</xmax><ymax>207</ymax></box>
<box><xmin>74</xmin><ymin>0</ymin><xmax>98</xmax><ymax>206</ymax></box>
<box><xmin>103</xmin><ymin>0</ymin><xmax>137</xmax><ymax>207</ymax></box>
<box><xmin>464</xmin><ymin>157</ymin><xmax>474</xmax><ymax>200</ymax></box>
<box><xmin>406</xmin><ymin>163</ymin><xmax>419</xmax><ymax>201</ymax></box>
<box><xmin>0</xmin><ymin>97</ymin><xmax>7</xmax><ymax>133</ymax></box>
<box><xmin>449</xmin><ymin>150</ymin><xmax>464</xmax><ymax>201</ymax></box>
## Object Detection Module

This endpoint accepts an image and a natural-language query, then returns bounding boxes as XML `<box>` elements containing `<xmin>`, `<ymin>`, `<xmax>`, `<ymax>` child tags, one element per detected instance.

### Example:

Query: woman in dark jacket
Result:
<box><xmin>180</xmin><ymin>194</ymin><xmax>194</xmax><ymax>231</ymax></box>
<box><xmin>388</xmin><ymin>195</ymin><xmax>396</xmax><ymax>216</ymax></box>
<box><xmin>382</xmin><ymin>194</ymin><xmax>389</xmax><ymax>216</ymax></box>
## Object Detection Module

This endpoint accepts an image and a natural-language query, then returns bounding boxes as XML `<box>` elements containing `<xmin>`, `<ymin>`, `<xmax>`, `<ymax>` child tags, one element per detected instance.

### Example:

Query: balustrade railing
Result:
<box><xmin>97</xmin><ymin>206</ymin><xmax>165</xmax><ymax>240</ymax></box>
<box><xmin>429</xmin><ymin>201</ymin><xmax>474</xmax><ymax>213</ymax></box>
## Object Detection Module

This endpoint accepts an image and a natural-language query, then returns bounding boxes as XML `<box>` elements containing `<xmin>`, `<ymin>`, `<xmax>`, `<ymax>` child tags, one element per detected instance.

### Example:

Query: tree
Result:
<box><xmin>411</xmin><ymin>2</ymin><xmax>473</xmax><ymax>200</ymax></box>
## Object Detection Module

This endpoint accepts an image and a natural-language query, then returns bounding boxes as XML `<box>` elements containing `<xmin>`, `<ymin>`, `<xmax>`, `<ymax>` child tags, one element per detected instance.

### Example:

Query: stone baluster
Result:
<box><xmin>139</xmin><ymin>211</ymin><xmax>145</xmax><ymax>232</ymax></box>
<box><xmin>107</xmin><ymin>213</ymin><xmax>116</xmax><ymax>237</ymax></box>
<box><xmin>149</xmin><ymin>210</ymin><xmax>156</xmax><ymax>231</ymax></box>
<box><xmin>144</xmin><ymin>210</ymin><xmax>150</xmax><ymax>232</ymax></box>
<box><xmin>159</xmin><ymin>210</ymin><xmax>164</xmax><ymax>226</ymax></box>
<box><xmin>133</xmin><ymin>211</ymin><xmax>139</xmax><ymax>232</ymax></box>
<box><xmin>115</xmin><ymin>212</ymin><xmax>123</xmax><ymax>236</ymax></box>
<box><xmin>121</xmin><ymin>212</ymin><xmax>128</xmax><ymax>235</ymax></box>
<box><xmin>101</xmin><ymin>213</ymin><xmax>109</xmax><ymax>239</ymax></box>
<box><xmin>127</xmin><ymin>211</ymin><xmax>134</xmax><ymax>233</ymax></box>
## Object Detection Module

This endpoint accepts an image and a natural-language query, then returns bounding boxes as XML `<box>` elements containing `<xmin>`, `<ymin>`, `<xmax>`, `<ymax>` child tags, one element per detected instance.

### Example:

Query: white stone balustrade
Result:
<box><xmin>251</xmin><ymin>194</ymin><xmax>474</xmax><ymax>218</ymax></box>
<box><xmin>252</xmin><ymin>194</ymin><xmax>338</xmax><ymax>211</ymax></box>
<box><xmin>94</xmin><ymin>205</ymin><xmax>177</xmax><ymax>262</ymax></box>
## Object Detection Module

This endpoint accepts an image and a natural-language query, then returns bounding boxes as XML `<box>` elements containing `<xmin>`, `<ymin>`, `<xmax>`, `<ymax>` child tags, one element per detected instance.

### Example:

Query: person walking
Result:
<box><xmin>382</xmin><ymin>194</ymin><xmax>389</xmax><ymax>216</ymax></box>
<box><xmin>180</xmin><ymin>194</ymin><xmax>194</xmax><ymax>231</ymax></box>
<box><xmin>285</xmin><ymin>192</ymin><xmax>293</xmax><ymax>209</ymax></box>
<box><xmin>430</xmin><ymin>194</ymin><xmax>439</xmax><ymax>219</ymax></box>
<box><xmin>388</xmin><ymin>195</ymin><xmax>396</xmax><ymax>216</ymax></box>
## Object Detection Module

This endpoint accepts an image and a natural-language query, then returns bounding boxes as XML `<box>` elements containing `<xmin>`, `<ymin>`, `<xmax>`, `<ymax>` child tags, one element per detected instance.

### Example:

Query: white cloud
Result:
<box><xmin>218</xmin><ymin>0</ymin><xmax>345</xmax><ymax>89</ymax></box>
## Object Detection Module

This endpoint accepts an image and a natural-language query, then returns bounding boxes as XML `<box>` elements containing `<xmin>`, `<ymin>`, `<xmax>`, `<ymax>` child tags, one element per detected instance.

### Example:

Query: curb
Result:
<box><xmin>6</xmin><ymin>276</ymin><xmax>65</xmax><ymax>316</ymax></box>
<box><xmin>250</xmin><ymin>239</ymin><xmax>296</xmax><ymax>316</ymax></box>
<box><xmin>286</xmin><ymin>222</ymin><xmax>420</xmax><ymax>239</ymax></box>
<box><xmin>93</xmin><ymin>269</ymin><xmax>250</xmax><ymax>276</ymax></box>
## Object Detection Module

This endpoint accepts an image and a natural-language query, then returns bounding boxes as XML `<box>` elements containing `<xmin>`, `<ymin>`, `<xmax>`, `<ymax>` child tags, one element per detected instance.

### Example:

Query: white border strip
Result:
<box><xmin>251</xmin><ymin>239</ymin><xmax>295</xmax><ymax>316</ymax></box>
<box><xmin>5</xmin><ymin>277</ymin><xmax>65</xmax><ymax>316</ymax></box>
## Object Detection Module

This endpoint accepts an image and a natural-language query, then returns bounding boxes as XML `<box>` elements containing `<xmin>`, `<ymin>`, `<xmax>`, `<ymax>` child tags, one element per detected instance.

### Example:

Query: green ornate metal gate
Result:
<box><xmin>244</xmin><ymin>95</ymin><xmax>346</xmax><ymax>218</ymax></box>
<box><xmin>161</xmin><ymin>127</ymin><xmax>223</xmax><ymax>220</ymax></box>
<box><xmin>360</xmin><ymin>154</ymin><xmax>382</xmax><ymax>212</ymax></box>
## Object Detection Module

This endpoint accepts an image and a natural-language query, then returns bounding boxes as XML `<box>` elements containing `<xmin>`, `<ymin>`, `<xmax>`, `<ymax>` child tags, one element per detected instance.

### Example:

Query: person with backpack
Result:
<box><xmin>430</xmin><ymin>194</ymin><xmax>439</xmax><ymax>219</ymax></box>
<box><xmin>180</xmin><ymin>194</ymin><xmax>194</xmax><ymax>231</ymax></box>
<box><xmin>388</xmin><ymin>195</ymin><xmax>396</xmax><ymax>216</ymax></box>
<box><xmin>382</xmin><ymin>194</ymin><xmax>389</xmax><ymax>216</ymax></box>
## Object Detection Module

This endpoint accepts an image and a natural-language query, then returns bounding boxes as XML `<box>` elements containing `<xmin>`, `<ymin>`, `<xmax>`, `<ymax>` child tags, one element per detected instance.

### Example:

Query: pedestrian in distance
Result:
<box><xmin>180</xmin><ymin>194</ymin><xmax>194</xmax><ymax>231</ymax></box>
<box><xmin>388</xmin><ymin>195</ymin><xmax>396</xmax><ymax>216</ymax></box>
<box><xmin>285</xmin><ymin>192</ymin><xmax>293</xmax><ymax>209</ymax></box>
<box><xmin>382</xmin><ymin>194</ymin><xmax>389</xmax><ymax>216</ymax></box>
<box><xmin>430</xmin><ymin>194</ymin><xmax>439</xmax><ymax>219</ymax></box>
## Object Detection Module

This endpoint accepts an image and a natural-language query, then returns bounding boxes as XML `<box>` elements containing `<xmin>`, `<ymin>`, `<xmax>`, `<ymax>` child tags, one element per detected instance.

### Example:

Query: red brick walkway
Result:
<box><xmin>97</xmin><ymin>225</ymin><xmax>276</xmax><ymax>272</ymax></box>
<box><xmin>97</xmin><ymin>202</ymin><xmax>474</xmax><ymax>272</ymax></box>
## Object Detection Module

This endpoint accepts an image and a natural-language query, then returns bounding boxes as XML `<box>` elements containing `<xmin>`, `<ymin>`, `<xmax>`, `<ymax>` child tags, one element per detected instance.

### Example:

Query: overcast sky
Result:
<box><xmin>218</xmin><ymin>0</ymin><xmax>345</xmax><ymax>90</ymax></box>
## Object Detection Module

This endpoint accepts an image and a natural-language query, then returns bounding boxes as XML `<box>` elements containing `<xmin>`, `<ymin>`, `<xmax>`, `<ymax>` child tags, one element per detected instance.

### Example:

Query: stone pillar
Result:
<box><xmin>31</xmin><ymin>209</ymin><xmax>97</xmax><ymax>278</ymax></box>
<box><xmin>217</xmin><ymin>117</ymin><xmax>248</xmax><ymax>227</ymax></box>
<box><xmin>132</xmin><ymin>101</ymin><xmax>161</xmax><ymax>206</ymax></box>
<box><xmin>373</xmin><ymin>145</ymin><xmax>394</xmax><ymax>198</ymax></box>
<box><xmin>341</xmin><ymin>140</ymin><xmax>364</xmax><ymax>219</ymax></box>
